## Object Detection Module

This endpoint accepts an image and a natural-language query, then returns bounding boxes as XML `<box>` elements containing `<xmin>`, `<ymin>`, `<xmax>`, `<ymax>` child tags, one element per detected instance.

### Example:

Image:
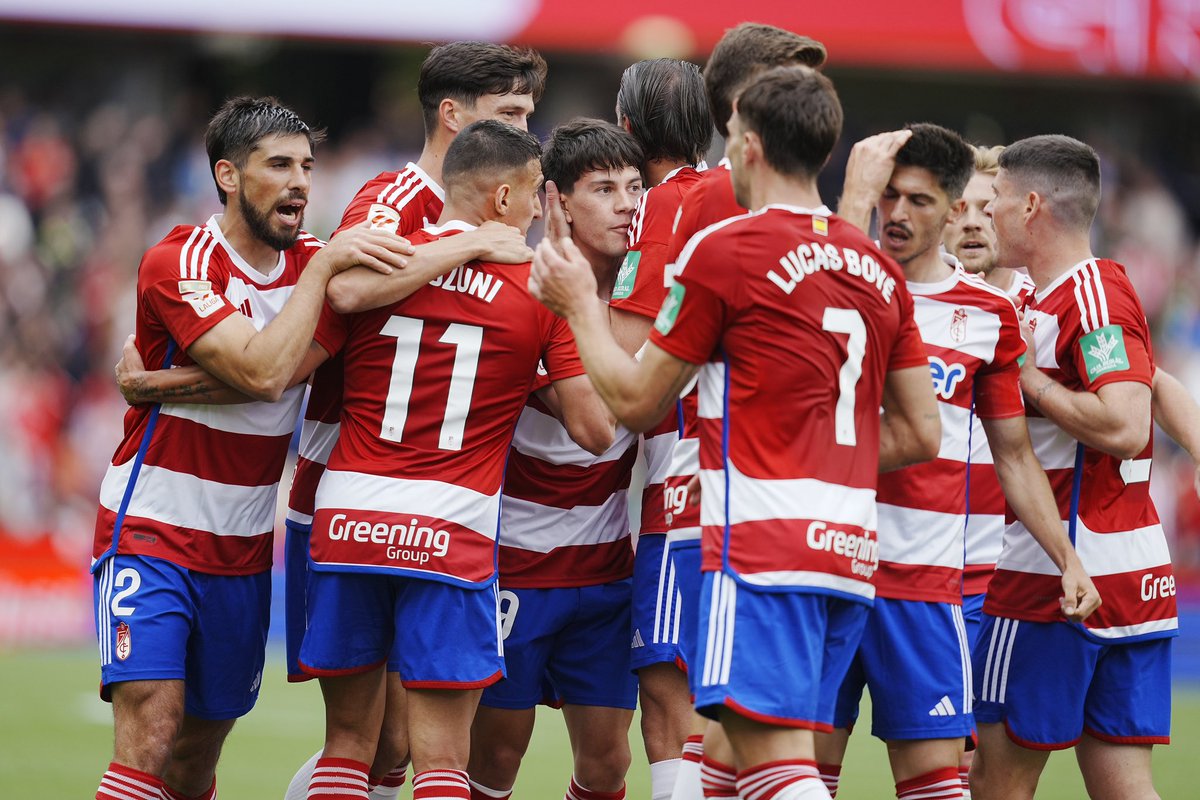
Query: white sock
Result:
<box><xmin>283</xmin><ymin>749</ymin><xmax>322</xmax><ymax>800</ymax></box>
<box><xmin>650</xmin><ymin>759</ymin><xmax>681</xmax><ymax>800</ymax></box>
<box><xmin>669</xmin><ymin>757</ymin><xmax>703</xmax><ymax>800</ymax></box>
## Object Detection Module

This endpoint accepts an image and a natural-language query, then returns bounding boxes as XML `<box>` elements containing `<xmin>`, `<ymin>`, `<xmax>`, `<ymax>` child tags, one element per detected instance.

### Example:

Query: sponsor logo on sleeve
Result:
<box><xmin>1080</xmin><ymin>324</ymin><xmax>1129</xmax><ymax>381</ymax></box>
<box><xmin>653</xmin><ymin>281</ymin><xmax>686</xmax><ymax>336</ymax></box>
<box><xmin>612</xmin><ymin>251</ymin><xmax>641</xmax><ymax>300</ymax></box>
<box><xmin>178</xmin><ymin>280</ymin><xmax>225</xmax><ymax>318</ymax></box>
<box><xmin>368</xmin><ymin>203</ymin><xmax>401</xmax><ymax>233</ymax></box>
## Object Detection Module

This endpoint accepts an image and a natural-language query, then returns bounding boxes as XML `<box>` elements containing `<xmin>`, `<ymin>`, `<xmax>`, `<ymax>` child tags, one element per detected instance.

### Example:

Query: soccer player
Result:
<box><xmin>530</xmin><ymin>65</ymin><xmax>942</xmax><ymax>800</ymax></box>
<box><xmin>467</xmin><ymin>118</ymin><xmax>645</xmax><ymax>800</ymax></box>
<box><xmin>971</xmin><ymin>135</ymin><xmax>1176</xmax><ymax>800</ymax></box>
<box><xmin>608</xmin><ymin>55</ymin><xmax>712</xmax><ymax>800</ymax></box>
<box><xmin>298</xmin><ymin>120</ymin><xmax>613</xmax><ymax>800</ymax></box>
<box><xmin>825</xmin><ymin>123</ymin><xmax>1098</xmax><ymax>800</ymax></box>
<box><xmin>90</xmin><ymin>96</ymin><xmax>410</xmax><ymax>800</ymax></box>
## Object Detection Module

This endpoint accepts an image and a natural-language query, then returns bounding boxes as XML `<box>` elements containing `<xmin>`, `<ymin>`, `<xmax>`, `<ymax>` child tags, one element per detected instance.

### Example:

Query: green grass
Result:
<box><xmin>1</xmin><ymin>647</ymin><xmax>1196</xmax><ymax>798</ymax></box>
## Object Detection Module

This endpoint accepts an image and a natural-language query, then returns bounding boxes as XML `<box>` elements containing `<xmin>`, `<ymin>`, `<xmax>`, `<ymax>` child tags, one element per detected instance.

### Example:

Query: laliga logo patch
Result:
<box><xmin>950</xmin><ymin>307</ymin><xmax>967</xmax><ymax>343</ymax></box>
<box><xmin>928</xmin><ymin>356</ymin><xmax>967</xmax><ymax>400</ymax></box>
<box><xmin>367</xmin><ymin>203</ymin><xmax>401</xmax><ymax>234</ymax></box>
<box><xmin>116</xmin><ymin>621</ymin><xmax>131</xmax><ymax>661</ymax></box>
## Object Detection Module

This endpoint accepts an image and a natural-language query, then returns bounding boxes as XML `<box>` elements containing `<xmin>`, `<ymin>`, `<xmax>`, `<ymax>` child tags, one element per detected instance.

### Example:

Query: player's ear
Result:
<box><xmin>947</xmin><ymin>197</ymin><xmax>966</xmax><ymax>224</ymax></box>
<box><xmin>440</xmin><ymin>98</ymin><xmax>462</xmax><ymax>134</ymax></box>
<box><xmin>557</xmin><ymin>193</ymin><xmax>574</xmax><ymax>224</ymax></box>
<box><xmin>214</xmin><ymin>159</ymin><xmax>239</xmax><ymax>202</ymax></box>
<box><xmin>1024</xmin><ymin>190</ymin><xmax>1041</xmax><ymax>225</ymax></box>
<box><xmin>494</xmin><ymin>182</ymin><xmax>512</xmax><ymax>217</ymax></box>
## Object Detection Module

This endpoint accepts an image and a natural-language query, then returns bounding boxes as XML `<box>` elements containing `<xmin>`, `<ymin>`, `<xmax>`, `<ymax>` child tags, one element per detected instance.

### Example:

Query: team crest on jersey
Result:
<box><xmin>812</xmin><ymin>216</ymin><xmax>829</xmax><ymax>236</ymax></box>
<box><xmin>654</xmin><ymin>282</ymin><xmax>686</xmax><ymax>335</ymax></box>
<box><xmin>613</xmin><ymin>252</ymin><xmax>641</xmax><ymax>300</ymax></box>
<box><xmin>1080</xmin><ymin>324</ymin><xmax>1129</xmax><ymax>381</ymax></box>
<box><xmin>367</xmin><ymin>203</ymin><xmax>401</xmax><ymax>234</ymax></box>
<box><xmin>950</xmin><ymin>307</ymin><xmax>967</xmax><ymax>343</ymax></box>
<box><xmin>928</xmin><ymin>356</ymin><xmax>967</xmax><ymax>400</ymax></box>
<box><xmin>115</xmin><ymin>622</ymin><xmax>131</xmax><ymax>661</ymax></box>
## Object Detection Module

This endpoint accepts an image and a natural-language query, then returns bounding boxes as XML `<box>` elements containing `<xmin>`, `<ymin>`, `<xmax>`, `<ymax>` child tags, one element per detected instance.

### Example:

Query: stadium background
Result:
<box><xmin>1</xmin><ymin>1</ymin><xmax>1198</xmax><ymax>796</ymax></box>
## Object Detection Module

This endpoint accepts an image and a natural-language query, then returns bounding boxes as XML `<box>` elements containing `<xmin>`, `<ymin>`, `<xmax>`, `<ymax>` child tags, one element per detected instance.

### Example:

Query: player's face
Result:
<box><xmin>944</xmin><ymin>171</ymin><xmax>998</xmax><ymax>275</ymax></box>
<box><xmin>236</xmin><ymin>133</ymin><xmax>313</xmax><ymax>251</ymax></box>
<box><xmin>985</xmin><ymin>169</ymin><xmax>1026</xmax><ymax>269</ymax></box>
<box><xmin>726</xmin><ymin>109</ymin><xmax>752</xmax><ymax>209</ymax></box>
<box><xmin>877</xmin><ymin>165</ymin><xmax>952</xmax><ymax>266</ymax></box>
<box><xmin>562</xmin><ymin>166</ymin><xmax>643</xmax><ymax>261</ymax></box>
<box><xmin>507</xmin><ymin>160</ymin><xmax>545</xmax><ymax>235</ymax></box>
<box><xmin>465</xmin><ymin>92</ymin><xmax>536</xmax><ymax>131</ymax></box>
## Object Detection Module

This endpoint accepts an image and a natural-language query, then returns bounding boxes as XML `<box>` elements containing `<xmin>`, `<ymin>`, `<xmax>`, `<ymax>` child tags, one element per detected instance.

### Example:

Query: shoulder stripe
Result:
<box><xmin>198</xmin><ymin>233</ymin><xmax>218</xmax><ymax>282</ymax></box>
<box><xmin>178</xmin><ymin>226</ymin><xmax>203</xmax><ymax>279</ymax></box>
<box><xmin>1072</xmin><ymin>259</ymin><xmax>1109</xmax><ymax>333</ymax></box>
<box><xmin>189</xmin><ymin>230</ymin><xmax>214</xmax><ymax>281</ymax></box>
<box><xmin>1088</xmin><ymin>260</ymin><xmax>1110</xmax><ymax>327</ymax></box>
<box><xmin>378</xmin><ymin>169</ymin><xmax>419</xmax><ymax>205</ymax></box>
<box><xmin>628</xmin><ymin>191</ymin><xmax>648</xmax><ymax>248</ymax></box>
<box><xmin>383</xmin><ymin>169</ymin><xmax>425</xmax><ymax>208</ymax></box>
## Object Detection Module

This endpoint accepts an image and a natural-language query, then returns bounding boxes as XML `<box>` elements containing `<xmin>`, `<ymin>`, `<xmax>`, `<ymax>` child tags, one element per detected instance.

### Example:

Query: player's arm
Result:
<box><xmin>186</xmin><ymin>224</ymin><xmax>399</xmax><ymax>402</ymax></box>
<box><xmin>547</xmin><ymin>375</ymin><xmax>617</xmax><ymax>455</ymax></box>
<box><xmin>1152</xmin><ymin>366</ymin><xmax>1200</xmax><ymax>498</ymax></box>
<box><xmin>981</xmin><ymin>414</ymin><xmax>1101</xmax><ymax>622</ymax></box>
<box><xmin>531</xmin><ymin>237</ymin><xmax>698</xmax><ymax>433</ymax></box>
<box><xmin>609</xmin><ymin>307</ymin><xmax>654</xmax><ymax>355</ymax></box>
<box><xmin>326</xmin><ymin>222</ymin><xmax>533</xmax><ymax>314</ymax></box>
<box><xmin>1019</xmin><ymin>363</ymin><xmax>1150</xmax><ymax>460</ymax></box>
<box><xmin>836</xmin><ymin>130</ymin><xmax>914</xmax><ymax>234</ymax></box>
<box><xmin>878</xmin><ymin>364</ymin><xmax>941</xmax><ymax>471</ymax></box>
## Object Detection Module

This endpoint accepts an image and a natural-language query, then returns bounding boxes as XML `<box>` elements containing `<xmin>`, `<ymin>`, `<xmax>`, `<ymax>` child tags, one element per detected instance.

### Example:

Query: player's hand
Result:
<box><xmin>471</xmin><ymin>220</ymin><xmax>534</xmax><ymax>264</ymax></box>
<box><xmin>1059</xmin><ymin>558</ymin><xmax>1101</xmax><ymax>622</ymax></box>
<box><xmin>839</xmin><ymin>130</ymin><xmax>914</xmax><ymax>232</ymax></box>
<box><xmin>542</xmin><ymin>180</ymin><xmax>571</xmax><ymax>256</ymax></box>
<box><xmin>114</xmin><ymin>334</ymin><xmax>149</xmax><ymax>406</ymax></box>
<box><xmin>319</xmin><ymin>222</ymin><xmax>416</xmax><ymax>276</ymax></box>
<box><xmin>529</xmin><ymin>237</ymin><xmax>598</xmax><ymax>319</ymax></box>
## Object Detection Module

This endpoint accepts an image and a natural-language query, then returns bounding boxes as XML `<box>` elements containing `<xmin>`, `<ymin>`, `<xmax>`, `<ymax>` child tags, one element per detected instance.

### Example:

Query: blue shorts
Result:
<box><xmin>833</xmin><ymin>597</ymin><xmax>974</xmax><ymax>740</ymax></box>
<box><xmin>481</xmin><ymin>580</ymin><xmax>638</xmax><ymax>710</ymax></box>
<box><xmin>300</xmin><ymin>570</ymin><xmax>504</xmax><ymax>689</ymax></box>
<box><xmin>93</xmin><ymin>555</ymin><xmax>270</xmax><ymax>720</ymax></box>
<box><xmin>630</xmin><ymin>533</ymin><xmax>683</xmax><ymax>672</ymax></box>
<box><xmin>973</xmin><ymin>614</ymin><xmax>1172</xmax><ymax>749</ymax></box>
<box><xmin>666</xmin><ymin>537</ymin><xmax>703</xmax><ymax>690</ymax></box>
<box><xmin>694</xmin><ymin>571</ymin><xmax>868</xmax><ymax>729</ymax></box>
<box><xmin>284</xmin><ymin>521</ymin><xmax>311</xmax><ymax>682</ymax></box>
<box><xmin>962</xmin><ymin>592</ymin><xmax>986</xmax><ymax>652</ymax></box>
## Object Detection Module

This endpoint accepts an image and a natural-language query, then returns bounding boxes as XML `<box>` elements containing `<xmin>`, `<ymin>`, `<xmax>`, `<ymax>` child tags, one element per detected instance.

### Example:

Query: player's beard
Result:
<box><xmin>243</xmin><ymin>194</ymin><xmax>305</xmax><ymax>252</ymax></box>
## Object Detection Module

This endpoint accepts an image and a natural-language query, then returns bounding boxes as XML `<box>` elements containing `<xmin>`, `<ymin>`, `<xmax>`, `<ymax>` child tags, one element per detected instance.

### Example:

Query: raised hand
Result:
<box><xmin>529</xmin><ymin>237</ymin><xmax>598</xmax><ymax>319</ymax></box>
<box><xmin>472</xmin><ymin>220</ymin><xmax>534</xmax><ymax>264</ymax></box>
<box><xmin>318</xmin><ymin>222</ymin><xmax>417</xmax><ymax>276</ymax></box>
<box><xmin>542</xmin><ymin>180</ymin><xmax>571</xmax><ymax>256</ymax></box>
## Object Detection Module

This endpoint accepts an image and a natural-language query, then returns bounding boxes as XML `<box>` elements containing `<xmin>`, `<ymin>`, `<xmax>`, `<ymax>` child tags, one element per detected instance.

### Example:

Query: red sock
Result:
<box><xmin>700</xmin><ymin>755</ymin><xmax>738</xmax><ymax>798</ymax></box>
<box><xmin>682</xmin><ymin>734</ymin><xmax>705</xmax><ymax>763</ymax></box>
<box><xmin>162</xmin><ymin>777</ymin><xmax>216</xmax><ymax>800</ymax></box>
<box><xmin>369</xmin><ymin>764</ymin><xmax>408</xmax><ymax>797</ymax></box>
<box><xmin>412</xmin><ymin>769</ymin><xmax>471</xmax><ymax>799</ymax></box>
<box><xmin>817</xmin><ymin>763</ymin><xmax>842</xmax><ymax>798</ymax></box>
<box><xmin>96</xmin><ymin>762</ymin><xmax>164</xmax><ymax>800</ymax></box>
<box><xmin>309</xmin><ymin>758</ymin><xmax>369</xmax><ymax>800</ymax></box>
<box><xmin>736</xmin><ymin>759</ymin><xmax>821</xmax><ymax>800</ymax></box>
<box><xmin>468</xmin><ymin>779</ymin><xmax>513</xmax><ymax>800</ymax></box>
<box><xmin>564</xmin><ymin>776</ymin><xmax>625</xmax><ymax>800</ymax></box>
<box><xmin>958</xmin><ymin>767</ymin><xmax>972</xmax><ymax>799</ymax></box>
<box><xmin>896</xmin><ymin>767</ymin><xmax>963</xmax><ymax>800</ymax></box>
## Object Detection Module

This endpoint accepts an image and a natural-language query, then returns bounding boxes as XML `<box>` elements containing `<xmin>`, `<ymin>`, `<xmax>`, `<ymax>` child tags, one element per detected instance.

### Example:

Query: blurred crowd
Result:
<box><xmin>2</xmin><ymin>78</ymin><xmax>1199</xmax><ymax>599</ymax></box>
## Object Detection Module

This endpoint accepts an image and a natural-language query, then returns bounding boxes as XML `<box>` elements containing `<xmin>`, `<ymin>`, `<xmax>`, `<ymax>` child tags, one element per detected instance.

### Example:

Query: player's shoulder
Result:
<box><xmin>289</xmin><ymin>230</ymin><xmax>327</xmax><ymax>266</ymax></box>
<box><xmin>1068</xmin><ymin>257</ymin><xmax>1144</xmax><ymax>321</ymax></box>
<box><xmin>955</xmin><ymin>268</ymin><xmax>1021</xmax><ymax>315</ymax></box>
<box><xmin>141</xmin><ymin>222</ymin><xmax>220</xmax><ymax>279</ymax></box>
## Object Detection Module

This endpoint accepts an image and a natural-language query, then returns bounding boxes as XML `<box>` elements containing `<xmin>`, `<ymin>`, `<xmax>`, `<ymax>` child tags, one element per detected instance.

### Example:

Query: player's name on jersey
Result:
<box><xmin>806</xmin><ymin>520</ymin><xmax>879</xmax><ymax>579</ymax></box>
<box><xmin>426</xmin><ymin>263</ymin><xmax>505</xmax><ymax>303</ymax></box>
<box><xmin>326</xmin><ymin>511</ymin><xmax>450</xmax><ymax>564</ymax></box>
<box><xmin>767</xmin><ymin>241</ymin><xmax>897</xmax><ymax>303</ymax></box>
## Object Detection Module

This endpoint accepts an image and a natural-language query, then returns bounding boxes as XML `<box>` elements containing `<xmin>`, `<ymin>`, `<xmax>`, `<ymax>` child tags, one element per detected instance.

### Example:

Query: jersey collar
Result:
<box><xmin>205</xmin><ymin>215</ymin><xmax>287</xmax><ymax>285</ymax></box>
<box><xmin>1033</xmin><ymin>257</ymin><xmax>1097</xmax><ymax>304</ymax></box>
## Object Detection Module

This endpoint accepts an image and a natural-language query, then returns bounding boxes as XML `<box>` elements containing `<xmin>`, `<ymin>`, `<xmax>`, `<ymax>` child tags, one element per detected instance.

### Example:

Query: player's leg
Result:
<box><xmin>1075</xmin><ymin>737</ymin><xmax>1158</xmax><ymax>800</ymax></box>
<box><xmin>369</xmin><ymin>673</ymin><xmax>410</xmax><ymax>797</ymax></box>
<box><xmin>562</xmin><ymin>704</ymin><xmax>635</xmax><ymax>795</ymax></box>
<box><xmin>698</xmin><ymin>721</ymin><xmax>738</xmax><ymax>800</ymax></box>
<box><xmin>160</xmin><ymin>716</ymin><xmax>235</xmax><ymax>799</ymax></box>
<box><xmin>957</xmin><ymin>592</ymin><xmax>986</xmax><ymax>798</ymax></box>
<box><xmin>815</xmin><ymin>639</ymin><xmax>868</xmax><ymax>798</ymax></box>
<box><xmin>468</xmin><ymin>706</ymin><xmax>537</xmax><ymax>798</ymax></box>
<box><xmin>665</xmin><ymin>535</ymin><xmax>706</xmax><ymax>800</ymax></box>
<box><xmin>969</xmin><ymin>723</ymin><xmax>1047</xmax><ymax>800</ymax></box>
<box><xmin>885</xmin><ymin>739</ymin><xmax>964</xmax><ymax>800</ymax></box>
<box><xmin>103</xmin><ymin>680</ymin><xmax>185</xmax><ymax>794</ymax></box>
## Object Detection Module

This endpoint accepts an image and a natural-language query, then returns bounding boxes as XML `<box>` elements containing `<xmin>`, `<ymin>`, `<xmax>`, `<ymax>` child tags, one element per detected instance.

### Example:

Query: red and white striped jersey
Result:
<box><xmin>964</xmin><ymin>270</ymin><xmax>1036</xmax><ymax>595</ymax></box>
<box><xmin>614</xmin><ymin>165</ymin><xmax>705</xmax><ymax>536</ymax></box>
<box><xmin>498</xmin><ymin>396</ymin><xmax>639</xmax><ymax>588</ymax></box>
<box><xmin>875</xmin><ymin>267</ymin><xmax>1026</xmax><ymax>603</ymax></box>
<box><xmin>650</xmin><ymin>205</ymin><xmax>928</xmax><ymax>601</ymax></box>
<box><xmin>985</xmin><ymin>258</ymin><xmax>1176</xmax><ymax>642</ymax></box>
<box><xmin>94</xmin><ymin>216</ymin><xmax>325</xmax><ymax>574</ymax></box>
<box><xmin>286</xmin><ymin>164</ymin><xmax>445</xmax><ymax>528</ymax></box>
<box><xmin>662</xmin><ymin>162</ymin><xmax>747</xmax><ymax>544</ymax></box>
<box><xmin>307</xmin><ymin>222</ymin><xmax>585</xmax><ymax>587</ymax></box>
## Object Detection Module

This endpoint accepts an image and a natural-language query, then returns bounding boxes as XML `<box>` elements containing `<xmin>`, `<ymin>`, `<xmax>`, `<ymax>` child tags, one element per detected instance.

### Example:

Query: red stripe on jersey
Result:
<box><xmin>664</xmin><ymin>473</ymin><xmax>701</xmax><ymax>531</ymax></box>
<box><xmin>503</xmin><ymin>445</ymin><xmax>637</xmax><ymax>508</ymax></box>
<box><xmin>967</xmin><ymin>462</ymin><xmax>1004</xmax><ymax>515</ymax></box>
<box><xmin>963</xmin><ymin>564</ymin><xmax>995</xmax><ymax>596</ymax></box>
<box><xmin>137</xmin><ymin>416</ymin><xmax>291</xmax><ymax>486</ymax></box>
<box><xmin>498</xmin><ymin>538</ymin><xmax>634</xmax><ymax>588</ymax></box>
<box><xmin>641</xmin><ymin>413</ymin><xmax>677</xmax><ymax>534</ymax></box>
<box><xmin>95</xmin><ymin>507</ymin><xmax>271</xmax><ymax>575</ymax></box>
<box><xmin>877</xmin><ymin>458</ymin><xmax>970</xmax><ymax>515</ymax></box>
<box><xmin>289</xmin><ymin>455</ymin><xmax>325</xmax><ymax>520</ymax></box>
<box><xmin>873</xmin><ymin>561</ymin><xmax>963</xmax><ymax>604</ymax></box>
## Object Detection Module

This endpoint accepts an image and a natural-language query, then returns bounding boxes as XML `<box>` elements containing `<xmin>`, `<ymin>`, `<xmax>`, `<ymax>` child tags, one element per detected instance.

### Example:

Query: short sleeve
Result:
<box><xmin>313</xmin><ymin>302</ymin><xmax>349</xmax><ymax>358</ymax></box>
<box><xmin>886</xmin><ymin>288</ymin><xmax>929</xmax><ymax>373</ymax></box>
<box><xmin>542</xmin><ymin>311</ymin><xmax>586</xmax><ymax>382</ymax></box>
<box><xmin>974</xmin><ymin>300</ymin><xmax>1026</xmax><ymax>419</ymax></box>
<box><xmin>334</xmin><ymin>173</ymin><xmax>432</xmax><ymax>237</ymax></box>
<box><xmin>1069</xmin><ymin>279</ymin><xmax>1153</xmax><ymax>392</ymax></box>
<box><xmin>139</xmin><ymin>245</ymin><xmax>237</xmax><ymax>351</ymax></box>
<box><xmin>611</xmin><ymin>192</ymin><xmax>673</xmax><ymax>320</ymax></box>
<box><xmin>648</xmin><ymin>237</ymin><xmax>733</xmax><ymax>365</ymax></box>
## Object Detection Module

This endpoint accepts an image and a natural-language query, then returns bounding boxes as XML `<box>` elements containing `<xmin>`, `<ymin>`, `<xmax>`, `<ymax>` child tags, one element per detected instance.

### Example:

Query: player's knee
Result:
<box><xmin>473</xmin><ymin>734</ymin><xmax>526</xmax><ymax>783</ymax></box>
<box><xmin>574</xmin><ymin>740</ymin><xmax>632</xmax><ymax>792</ymax></box>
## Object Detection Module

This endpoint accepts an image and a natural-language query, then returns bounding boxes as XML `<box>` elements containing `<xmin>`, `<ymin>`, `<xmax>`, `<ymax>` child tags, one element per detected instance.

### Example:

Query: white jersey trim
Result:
<box><xmin>699</xmin><ymin>461</ymin><xmax>878</xmax><ymax>531</ymax></box>
<box><xmin>297</xmin><ymin>419</ymin><xmax>341</xmax><ymax>467</ymax></box>
<box><xmin>499</xmin><ymin>492</ymin><xmax>631</xmax><ymax>553</ymax></box>
<box><xmin>315</xmin><ymin>468</ymin><xmax>501</xmax><ymax>539</ymax></box>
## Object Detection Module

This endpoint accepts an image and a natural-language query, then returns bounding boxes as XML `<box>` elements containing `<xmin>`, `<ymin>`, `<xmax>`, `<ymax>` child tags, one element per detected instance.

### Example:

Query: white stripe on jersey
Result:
<box><xmin>697</xmin><ymin>362</ymin><xmax>725</xmax><ymax>419</ymax></box>
<box><xmin>1073</xmin><ymin>259</ymin><xmax>1110</xmax><ymax>333</ymax></box>
<box><xmin>1026</xmin><ymin>309</ymin><xmax>1062</xmax><ymax>369</ymax></box>
<box><xmin>913</xmin><ymin>296</ymin><xmax>1003</xmax><ymax>362</ymax></box>
<box><xmin>381</xmin><ymin>169</ymin><xmax>421</xmax><ymax>206</ymax></box>
<box><xmin>1086</xmin><ymin>618</ymin><xmax>1179</xmax><ymax>639</ymax></box>
<box><xmin>998</xmin><ymin>517</ymin><xmax>1171</xmax><ymax>577</ymax></box>
<box><xmin>699</xmin><ymin>461</ymin><xmax>878</xmax><ymax>532</ymax></box>
<box><xmin>666</xmin><ymin>436</ymin><xmax>699</xmax><ymax>480</ymax></box>
<box><xmin>498</xmin><ymin>492</ymin><xmax>631</xmax><ymax>553</ymax></box>
<box><xmin>161</xmin><ymin>383</ymin><xmax>305</xmax><ymax>438</ymax></box>
<box><xmin>1026</xmin><ymin>416</ymin><xmax>1077</xmax><ymax>470</ymax></box>
<box><xmin>510</xmin><ymin>404</ymin><xmax>636</xmax><ymax>467</ymax></box>
<box><xmin>736</xmin><ymin>570</ymin><xmax>875</xmax><ymax>600</ymax></box>
<box><xmin>99</xmin><ymin>461</ymin><xmax>278</xmax><ymax>537</ymax></box>
<box><xmin>875</xmin><ymin>502</ymin><xmax>964</xmax><ymax>568</ymax></box>
<box><xmin>296</xmin><ymin>419</ymin><xmax>341</xmax><ymax>467</ymax></box>
<box><xmin>198</xmin><ymin>233</ymin><xmax>218</xmax><ymax>282</ymax></box>
<box><xmin>178</xmin><ymin>226</ymin><xmax>203</xmax><ymax>279</ymax></box>
<box><xmin>315</xmin><ymin>468</ymin><xmax>501</xmax><ymax>539</ymax></box>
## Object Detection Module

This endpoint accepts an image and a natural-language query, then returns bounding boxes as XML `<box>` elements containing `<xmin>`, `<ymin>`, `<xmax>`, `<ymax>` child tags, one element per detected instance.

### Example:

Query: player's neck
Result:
<box><xmin>902</xmin><ymin>248</ymin><xmax>954</xmax><ymax>285</ymax></box>
<box><xmin>645</xmin><ymin>158</ymin><xmax>688</xmax><ymax>187</ymax></box>
<box><xmin>217</xmin><ymin>210</ymin><xmax>282</xmax><ymax>274</ymax></box>
<box><xmin>415</xmin><ymin>137</ymin><xmax>451</xmax><ymax>186</ymax></box>
<box><xmin>1025</xmin><ymin>230</ymin><xmax>1093</xmax><ymax>289</ymax></box>
<box><xmin>984</xmin><ymin>266</ymin><xmax>1016</xmax><ymax>291</ymax></box>
<box><xmin>435</xmin><ymin>201</ymin><xmax>485</xmax><ymax>230</ymax></box>
<box><xmin>749</xmin><ymin>171</ymin><xmax>822</xmax><ymax>213</ymax></box>
<box><xmin>575</xmin><ymin>240</ymin><xmax>622</xmax><ymax>300</ymax></box>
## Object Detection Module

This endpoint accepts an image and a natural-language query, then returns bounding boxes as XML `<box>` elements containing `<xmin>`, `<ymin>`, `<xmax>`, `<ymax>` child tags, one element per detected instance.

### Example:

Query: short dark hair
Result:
<box><xmin>734</xmin><ymin>66</ymin><xmax>842</xmax><ymax>180</ymax></box>
<box><xmin>617</xmin><ymin>58</ymin><xmax>712</xmax><ymax>165</ymax></box>
<box><xmin>443</xmin><ymin>120</ymin><xmax>542</xmax><ymax>191</ymax></box>
<box><xmin>419</xmin><ymin>42</ymin><xmax>548</xmax><ymax>136</ymax></box>
<box><xmin>542</xmin><ymin>118</ymin><xmax>645</xmax><ymax>194</ymax></box>
<box><xmin>998</xmin><ymin>135</ymin><xmax>1101</xmax><ymax>230</ymax></box>
<box><xmin>894</xmin><ymin>123</ymin><xmax>975</xmax><ymax>200</ymax></box>
<box><xmin>205</xmin><ymin>96</ymin><xmax>323</xmax><ymax>204</ymax></box>
<box><xmin>704</xmin><ymin>23</ymin><xmax>827</xmax><ymax>137</ymax></box>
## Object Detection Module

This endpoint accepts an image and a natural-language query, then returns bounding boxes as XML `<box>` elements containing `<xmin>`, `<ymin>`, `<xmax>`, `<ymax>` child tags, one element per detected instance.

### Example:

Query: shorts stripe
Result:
<box><xmin>952</xmin><ymin>604</ymin><xmax>972</xmax><ymax>714</ymax></box>
<box><xmin>653</xmin><ymin>541</ymin><xmax>678</xmax><ymax>645</ymax></box>
<box><xmin>493</xmin><ymin>584</ymin><xmax>504</xmax><ymax>659</ymax></box>
<box><xmin>982</xmin><ymin>617</ymin><xmax>1019</xmax><ymax>703</ymax></box>
<box><xmin>97</xmin><ymin>560</ymin><xmax>113</xmax><ymax>666</ymax></box>
<box><xmin>702</xmin><ymin>573</ymin><xmax>737</xmax><ymax>687</ymax></box>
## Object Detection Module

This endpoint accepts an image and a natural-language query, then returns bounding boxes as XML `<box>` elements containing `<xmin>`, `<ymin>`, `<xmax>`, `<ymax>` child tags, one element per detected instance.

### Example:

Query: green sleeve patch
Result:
<box><xmin>654</xmin><ymin>281</ymin><xmax>686</xmax><ymax>336</ymax></box>
<box><xmin>1079</xmin><ymin>324</ymin><xmax>1130</xmax><ymax>381</ymax></box>
<box><xmin>612</xmin><ymin>251</ymin><xmax>641</xmax><ymax>300</ymax></box>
